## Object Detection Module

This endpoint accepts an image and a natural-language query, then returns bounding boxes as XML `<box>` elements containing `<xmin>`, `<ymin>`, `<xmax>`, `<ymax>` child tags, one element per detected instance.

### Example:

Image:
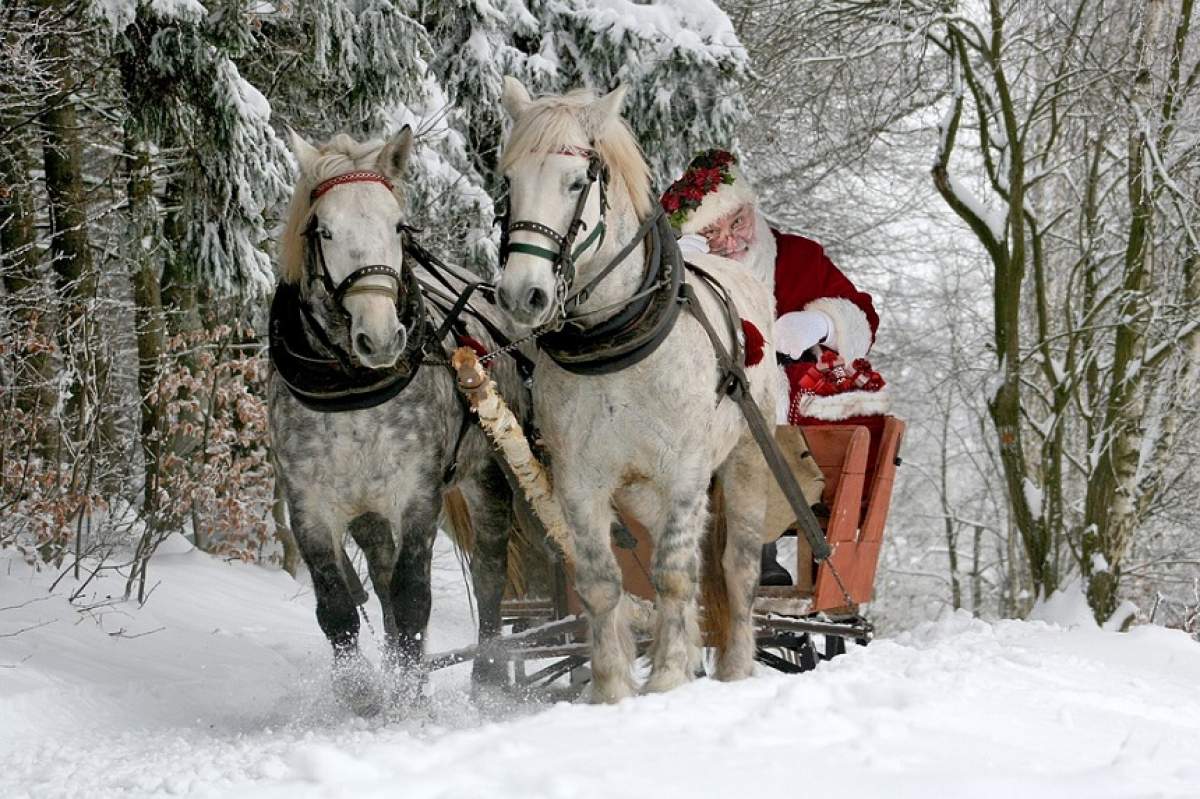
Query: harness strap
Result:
<box><xmin>332</xmin><ymin>264</ymin><xmax>402</xmax><ymax>307</ymax></box>
<box><xmin>680</xmin><ymin>264</ymin><xmax>834</xmax><ymax>564</ymax></box>
<box><xmin>506</xmin><ymin>240</ymin><xmax>562</xmax><ymax>262</ymax></box>
<box><xmin>403</xmin><ymin>234</ymin><xmax>537</xmax><ymax>381</ymax></box>
<box><xmin>566</xmin><ymin>207</ymin><xmax>663</xmax><ymax>311</ymax></box>
<box><xmin>442</xmin><ymin>389</ymin><xmax>473</xmax><ymax>483</ymax></box>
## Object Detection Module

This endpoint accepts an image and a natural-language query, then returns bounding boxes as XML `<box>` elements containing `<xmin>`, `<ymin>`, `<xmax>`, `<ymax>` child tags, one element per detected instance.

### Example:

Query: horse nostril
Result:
<box><xmin>355</xmin><ymin>332</ymin><xmax>375</xmax><ymax>356</ymax></box>
<box><xmin>526</xmin><ymin>287</ymin><xmax>548</xmax><ymax>311</ymax></box>
<box><xmin>497</xmin><ymin>285</ymin><xmax>514</xmax><ymax>313</ymax></box>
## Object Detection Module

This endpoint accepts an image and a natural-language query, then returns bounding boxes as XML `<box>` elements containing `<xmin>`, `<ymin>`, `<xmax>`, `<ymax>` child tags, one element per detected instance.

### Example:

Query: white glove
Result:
<box><xmin>676</xmin><ymin>233</ymin><xmax>710</xmax><ymax>257</ymax></box>
<box><xmin>775</xmin><ymin>310</ymin><xmax>833</xmax><ymax>359</ymax></box>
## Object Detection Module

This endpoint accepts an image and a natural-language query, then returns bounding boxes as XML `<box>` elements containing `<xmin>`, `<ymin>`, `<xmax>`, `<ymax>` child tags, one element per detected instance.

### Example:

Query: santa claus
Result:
<box><xmin>662</xmin><ymin>149</ymin><xmax>889</xmax><ymax>585</ymax></box>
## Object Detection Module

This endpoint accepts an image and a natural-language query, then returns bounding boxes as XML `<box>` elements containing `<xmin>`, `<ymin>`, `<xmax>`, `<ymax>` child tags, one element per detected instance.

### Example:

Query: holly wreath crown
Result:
<box><xmin>660</xmin><ymin>149</ymin><xmax>755</xmax><ymax>234</ymax></box>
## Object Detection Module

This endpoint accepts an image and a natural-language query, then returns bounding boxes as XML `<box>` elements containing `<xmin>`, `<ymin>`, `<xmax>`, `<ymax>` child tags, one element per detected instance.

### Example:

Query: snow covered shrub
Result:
<box><xmin>0</xmin><ymin>409</ymin><xmax>109</xmax><ymax>567</ymax></box>
<box><xmin>0</xmin><ymin>304</ymin><xmax>111</xmax><ymax>567</ymax></box>
<box><xmin>145</xmin><ymin>322</ymin><xmax>275</xmax><ymax>563</ymax></box>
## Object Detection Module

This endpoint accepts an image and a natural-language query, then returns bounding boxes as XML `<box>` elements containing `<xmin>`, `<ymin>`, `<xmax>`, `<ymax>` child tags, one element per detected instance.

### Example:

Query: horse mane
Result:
<box><xmin>500</xmin><ymin>89</ymin><xmax>652</xmax><ymax>221</ymax></box>
<box><xmin>278</xmin><ymin>133</ymin><xmax>406</xmax><ymax>285</ymax></box>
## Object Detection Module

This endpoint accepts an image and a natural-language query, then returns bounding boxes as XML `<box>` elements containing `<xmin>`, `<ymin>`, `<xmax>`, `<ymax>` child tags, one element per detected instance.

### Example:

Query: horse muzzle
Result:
<box><xmin>496</xmin><ymin>273</ymin><xmax>555</xmax><ymax>328</ymax></box>
<box><xmin>351</xmin><ymin>322</ymin><xmax>407</xmax><ymax>369</ymax></box>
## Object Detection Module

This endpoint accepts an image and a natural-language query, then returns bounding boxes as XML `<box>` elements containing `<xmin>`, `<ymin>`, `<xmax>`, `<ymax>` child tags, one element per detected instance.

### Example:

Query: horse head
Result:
<box><xmin>283</xmin><ymin>128</ymin><xmax>415</xmax><ymax>369</ymax></box>
<box><xmin>495</xmin><ymin>77</ymin><xmax>651</xmax><ymax>328</ymax></box>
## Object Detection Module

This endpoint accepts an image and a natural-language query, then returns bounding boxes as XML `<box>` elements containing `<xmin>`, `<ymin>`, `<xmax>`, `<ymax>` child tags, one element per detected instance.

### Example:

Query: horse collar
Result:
<box><xmin>536</xmin><ymin>211</ymin><xmax>685</xmax><ymax>375</ymax></box>
<box><xmin>268</xmin><ymin>273</ymin><xmax>429</xmax><ymax>413</ymax></box>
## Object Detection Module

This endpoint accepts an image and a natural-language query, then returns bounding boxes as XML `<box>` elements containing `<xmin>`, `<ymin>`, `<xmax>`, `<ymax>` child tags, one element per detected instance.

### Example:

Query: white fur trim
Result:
<box><xmin>775</xmin><ymin>365</ymin><xmax>791</xmax><ymax>425</ymax></box>
<box><xmin>677</xmin><ymin>233</ymin><xmax>709</xmax><ymax>256</ymax></box>
<box><xmin>792</xmin><ymin>386</ymin><xmax>892</xmax><ymax>421</ymax></box>
<box><xmin>803</xmin><ymin>296</ymin><xmax>873</xmax><ymax>362</ymax></box>
<box><xmin>677</xmin><ymin>166</ymin><xmax>756</xmax><ymax>235</ymax></box>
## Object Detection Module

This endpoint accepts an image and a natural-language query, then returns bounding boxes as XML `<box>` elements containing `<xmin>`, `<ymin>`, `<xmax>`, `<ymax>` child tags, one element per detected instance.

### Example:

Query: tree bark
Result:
<box><xmin>39</xmin><ymin>22</ymin><xmax>97</xmax><ymax>437</ymax></box>
<box><xmin>0</xmin><ymin>115</ymin><xmax>57</xmax><ymax>450</ymax></box>
<box><xmin>124</xmin><ymin>126</ymin><xmax>166</xmax><ymax>533</ymax></box>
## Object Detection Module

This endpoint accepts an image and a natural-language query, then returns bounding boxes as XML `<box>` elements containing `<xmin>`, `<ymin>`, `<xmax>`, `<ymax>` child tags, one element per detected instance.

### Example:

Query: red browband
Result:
<box><xmin>309</xmin><ymin>171</ymin><xmax>395</xmax><ymax>201</ymax></box>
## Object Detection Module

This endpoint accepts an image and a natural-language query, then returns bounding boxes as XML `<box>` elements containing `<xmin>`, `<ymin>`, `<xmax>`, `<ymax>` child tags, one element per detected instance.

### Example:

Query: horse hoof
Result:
<box><xmin>332</xmin><ymin>655</ymin><xmax>384</xmax><ymax>717</ymax></box>
<box><xmin>387</xmin><ymin>669</ymin><xmax>428</xmax><ymax>709</ymax></box>
<box><xmin>588</xmin><ymin>676</ymin><xmax>637</xmax><ymax>704</ymax></box>
<box><xmin>715</xmin><ymin>658</ymin><xmax>754</xmax><ymax>682</ymax></box>
<box><xmin>471</xmin><ymin>656</ymin><xmax>509</xmax><ymax>688</ymax></box>
<box><xmin>642</xmin><ymin>669</ymin><xmax>690</xmax><ymax>695</ymax></box>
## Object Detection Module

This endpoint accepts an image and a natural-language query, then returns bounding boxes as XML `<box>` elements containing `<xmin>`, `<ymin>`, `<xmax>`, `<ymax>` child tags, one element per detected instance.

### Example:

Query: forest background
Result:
<box><xmin>1</xmin><ymin>0</ymin><xmax>1196</xmax><ymax>631</ymax></box>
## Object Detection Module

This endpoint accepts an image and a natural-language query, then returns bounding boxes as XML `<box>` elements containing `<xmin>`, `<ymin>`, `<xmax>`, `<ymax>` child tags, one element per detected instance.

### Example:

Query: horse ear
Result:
<box><xmin>502</xmin><ymin>76</ymin><xmax>533</xmax><ymax>119</ymax></box>
<box><xmin>590</xmin><ymin>84</ymin><xmax>628</xmax><ymax>124</ymax></box>
<box><xmin>376</xmin><ymin>125</ymin><xmax>414</xmax><ymax>183</ymax></box>
<box><xmin>289</xmin><ymin>128</ymin><xmax>320</xmax><ymax>174</ymax></box>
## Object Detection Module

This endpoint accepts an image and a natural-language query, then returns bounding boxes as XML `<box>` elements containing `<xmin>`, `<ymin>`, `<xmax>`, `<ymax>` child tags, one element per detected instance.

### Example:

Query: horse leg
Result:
<box><xmin>459</xmin><ymin>461</ymin><xmax>513</xmax><ymax>688</ymax></box>
<box><xmin>715</xmin><ymin>431</ymin><xmax>769</xmax><ymax>681</ymax></box>
<box><xmin>289</xmin><ymin>500</ymin><xmax>382</xmax><ymax>716</ymax></box>
<box><xmin>644</xmin><ymin>475</ymin><xmax>708</xmax><ymax>694</ymax></box>
<box><xmin>387</xmin><ymin>492</ymin><xmax>438</xmax><ymax>700</ymax></box>
<box><xmin>559</xmin><ymin>480</ymin><xmax>635</xmax><ymax>702</ymax></box>
<box><xmin>346</xmin><ymin>511</ymin><xmax>397</xmax><ymax>648</ymax></box>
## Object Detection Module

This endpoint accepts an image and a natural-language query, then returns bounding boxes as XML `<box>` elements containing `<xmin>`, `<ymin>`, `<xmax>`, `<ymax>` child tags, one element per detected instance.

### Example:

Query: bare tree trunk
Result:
<box><xmin>39</xmin><ymin>21</ymin><xmax>99</xmax><ymax>442</ymax></box>
<box><xmin>971</xmin><ymin>525</ymin><xmax>984</xmax><ymax>615</ymax></box>
<box><xmin>1082</xmin><ymin>0</ymin><xmax>1184</xmax><ymax>622</ymax></box>
<box><xmin>939</xmin><ymin>409</ymin><xmax>962</xmax><ymax>609</ymax></box>
<box><xmin>124</xmin><ymin>125</ymin><xmax>166</xmax><ymax>543</ymax></box>
<box><xmin>0</xmin><ymin>115</ymin><xmax>57</xmax><ymax>451</ymax></box>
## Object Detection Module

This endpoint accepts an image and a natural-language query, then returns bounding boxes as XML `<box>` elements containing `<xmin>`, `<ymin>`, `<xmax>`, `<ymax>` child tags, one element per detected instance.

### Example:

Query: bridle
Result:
<box><xmin>303</xmin><ymin>170</ymin><xmax>408</xmax><ymax>313</ymax></box>
<box><xmin>499</xmin><ymin>146</ymin><xmax>610</xmax><ymax>320</ymax></box>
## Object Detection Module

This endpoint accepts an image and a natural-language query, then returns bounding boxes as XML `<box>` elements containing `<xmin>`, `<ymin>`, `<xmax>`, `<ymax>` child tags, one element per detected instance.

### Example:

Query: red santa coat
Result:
<box><xmin>773</xmin><ymin>230</ymin><xmax>878</xmax><ymax>348</ymax></box>
<box><xmin>772</xmin><ymin>229</ymin><xmax>890</xmax><ymax>425</ymax></box>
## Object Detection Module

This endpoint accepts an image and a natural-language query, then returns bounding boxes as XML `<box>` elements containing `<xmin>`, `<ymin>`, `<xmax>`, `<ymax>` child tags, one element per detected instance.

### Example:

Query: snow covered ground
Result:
<box><xmin>3</xmin><ymin>537</ymin><xmax>1200</xmax><ymax>799</ymax></box>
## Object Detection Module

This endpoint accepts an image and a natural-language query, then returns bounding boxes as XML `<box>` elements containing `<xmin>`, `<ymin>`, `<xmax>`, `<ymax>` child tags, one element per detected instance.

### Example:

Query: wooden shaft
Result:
<box><xmin>451</xmin><ymin>347</ymin><xmax>576</xmax><ymax>563</ymax></box>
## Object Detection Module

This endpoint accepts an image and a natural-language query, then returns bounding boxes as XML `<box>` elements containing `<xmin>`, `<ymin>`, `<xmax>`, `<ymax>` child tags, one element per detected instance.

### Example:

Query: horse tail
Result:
<box><xmin>441</xmin><ymin>485</ymin><xmax>541</xmax><ymax>597</ymax></box>
<box><xmin>700</xmin><ymin>476</ymin><xmax>732</xmax><ymax>654</ymax></box>
<box><xmin>440</xmin><ymin>487</ymin><xmax>476</xmax><ymax>556</ymax></box>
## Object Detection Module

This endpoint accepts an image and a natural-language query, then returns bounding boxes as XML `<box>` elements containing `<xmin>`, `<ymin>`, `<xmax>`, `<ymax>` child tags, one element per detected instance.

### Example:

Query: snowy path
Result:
<box><xmin>3</xmin><ymin>540</ymin><xmax>1200</xmax><ymax>798</ymax></box>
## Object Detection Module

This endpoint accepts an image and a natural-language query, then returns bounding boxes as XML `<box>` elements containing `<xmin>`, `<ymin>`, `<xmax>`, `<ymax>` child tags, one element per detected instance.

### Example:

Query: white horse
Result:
<box><xmin>494</xmin><ymin>78</ymin><xmax>777</xmax><ymax>701</ymax></box>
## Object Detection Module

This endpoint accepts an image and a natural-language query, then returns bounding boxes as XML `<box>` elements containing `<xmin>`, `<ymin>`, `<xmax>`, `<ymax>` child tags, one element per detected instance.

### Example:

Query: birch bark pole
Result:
<box><xmin>451</xmin><ymin>347</ymin><xmax>576</xmax><ymax>564</ymax></box>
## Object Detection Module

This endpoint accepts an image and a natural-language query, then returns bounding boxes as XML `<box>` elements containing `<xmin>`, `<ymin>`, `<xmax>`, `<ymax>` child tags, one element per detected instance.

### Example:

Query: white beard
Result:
<box><xmin>733</xmin><ymin>212</ymin><xmax>777</xmax><ymax>313</ymax></box>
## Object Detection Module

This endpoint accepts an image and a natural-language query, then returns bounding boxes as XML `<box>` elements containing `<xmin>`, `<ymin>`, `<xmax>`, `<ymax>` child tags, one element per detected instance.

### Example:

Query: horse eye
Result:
<box><xmin>318</xmin><ymin>226</ymin><xmax>332</xmax><ymax>240</ymax></box>
<box><xmin>568</xmin><ymin>180</ymin><xmax>587</xmax><ymax>193</ymax></box>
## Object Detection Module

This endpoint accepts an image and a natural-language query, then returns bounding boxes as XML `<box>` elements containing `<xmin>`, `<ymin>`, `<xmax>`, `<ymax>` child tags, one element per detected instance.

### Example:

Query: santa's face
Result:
<box><xmin>700</xmin><ymin>202</ymin><xmax>757</xmax><ymax>260</ymax></box>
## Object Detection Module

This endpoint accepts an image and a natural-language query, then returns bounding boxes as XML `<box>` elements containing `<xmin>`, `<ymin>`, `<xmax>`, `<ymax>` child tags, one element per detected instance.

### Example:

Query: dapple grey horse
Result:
<box><xmin>269</xmin><ymin>128</ymin><xmax>526</xmax><ymax>714</ymax></box>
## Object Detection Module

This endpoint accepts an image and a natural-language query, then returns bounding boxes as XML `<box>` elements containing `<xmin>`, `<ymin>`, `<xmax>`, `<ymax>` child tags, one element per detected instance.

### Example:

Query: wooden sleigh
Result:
<box><xmin>427</xmin><ymin>415</ymin><xmax>905</xmax><ymax>689</ymax></box>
